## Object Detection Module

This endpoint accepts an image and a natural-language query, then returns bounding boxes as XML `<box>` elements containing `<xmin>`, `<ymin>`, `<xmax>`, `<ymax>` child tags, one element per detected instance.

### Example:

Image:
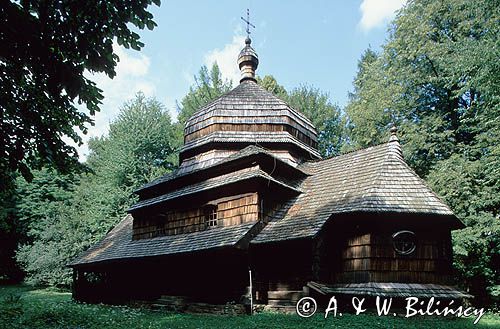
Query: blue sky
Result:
<box><xmin>78</xmin><ymin>0</ymin><xmax>406</xmax><ymax>159</ymax></box>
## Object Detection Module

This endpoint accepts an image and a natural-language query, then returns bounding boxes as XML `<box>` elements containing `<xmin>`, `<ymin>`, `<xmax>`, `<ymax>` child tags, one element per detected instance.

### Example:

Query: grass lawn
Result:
<box><xmin>0</xmin><ymin>285</ymin><xmax>498</xmax><ymax>329</ymax></box>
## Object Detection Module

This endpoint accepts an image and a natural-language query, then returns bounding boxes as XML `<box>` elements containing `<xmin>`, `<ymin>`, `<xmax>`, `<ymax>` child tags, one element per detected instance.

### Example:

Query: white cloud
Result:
<box><xmin>359</xmin><ymin>0</ymin><xmax>406</xmax><ymax>31</ymax></box>
<box><xmin>163</xmin><ymin>96</ymin><xmax>178</xmax><ymax>122</ymax></box>
<box><xmin>203</xmin><ymin>34</ymin><xmax>246</xmax><ymax>86</ymax></box>
<box><xmin>73</xmin><ymin>43</ymin><xmax>156</xmax><ymax>161</ymax></box>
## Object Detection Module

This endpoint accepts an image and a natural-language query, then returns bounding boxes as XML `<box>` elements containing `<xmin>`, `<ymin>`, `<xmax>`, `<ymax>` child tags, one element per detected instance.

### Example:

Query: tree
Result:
<box><xmin>343</xmin><ymin>48</ymin><xmax>401</xmax><ymax>151</ymax></box>
<box><xmin>16</xmin><ymin>93</ymin><xmax>178</xmax><ymax>285</ymax></box>
<box><xmin>0</xmin><ymin>0</ymin><xmax>160</xmax><ymax>182</ymax></box>
<box><xmin>176</xmin><ymin>63</ymin><xmax>232</xmax><ymax>126</ymax></box>
<box><xmin>0</xmin><ymin>172</ymin><xmax>23</xmax><ymax>282</ymax></box>
<box><xmin>345</xmin><ymin>0</ymin><xmax>499</xmax><ymax>175</ymax></box>
<box><xmin>287</xmin><ymin>85</ymin><xmax>343</xmax><ymax>156</ymax></box>
<box><xmin>14</xmin><ymin>169</ymin><xmax>77</xmax><ymax>285</ymax></box>
<box><xmin>426</xmin><ymin>153</ymin><xmax>500</xmax><ymax>305</ymax></box>
<box><xmin>256</xmin><ymin>75</ymin><xmax>287</xmax><ymax>99</ymax></box>
<box><xmin>87</xmin><ymin>93</ymin><xmax>179</xmax><ymax>189</ymax></box>
<box><xmin>344</xmin><ymin>0</ymin><xmax>500</xmax><ymax>304</ymax></box>
<box><xmin>258</xmin><ymin>75</ymin><xmax>344</xmax><ymax>156</ymax></box>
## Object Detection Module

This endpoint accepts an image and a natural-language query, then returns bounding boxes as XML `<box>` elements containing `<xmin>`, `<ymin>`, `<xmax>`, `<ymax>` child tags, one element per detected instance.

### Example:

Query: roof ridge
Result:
<box><xmin>390</xmin><ymin>149</ymin><xmax>455</xmax><ymax>215</ymax></box>
<box><xmin>130</xmin><ymin>165</ymin><xmax>302</xmax><ymax>211</ymax></box>
<box><xmin>135</xmin><ymin>144</ymin><xmax>308</xmax><ymax>193</ymax></box>
<box><xmin>185</xmin><ymin>80</ymin><xmax>317</xmax><ymax>132</ymax></box>
<box><xmin>367</xmin><ymin>142</ymin><xmax>398</xmax><ymax>196</ymax></box>
<box><xmin>303</xmin><ymin>140</ymin><xmax>390</xmax><ymax>166</ymax></box>
<box><xmin>366</xmin><ymin>141</ymin><xmax>455</xmax><ymax>215</ymax></box>
<box><xmin>250</xmin><ymin>82</ymin><xmax>317</xmax><ymax>129</ymax></box>
<box><xmin>181</xmin><ymin>130</ymin><xmax>322</xmax><ymax>158</ymax></box>
<box><xmin>184</xmin><ymin>82</ymin><xmax>253</xmax><ymax>125</ymax></box>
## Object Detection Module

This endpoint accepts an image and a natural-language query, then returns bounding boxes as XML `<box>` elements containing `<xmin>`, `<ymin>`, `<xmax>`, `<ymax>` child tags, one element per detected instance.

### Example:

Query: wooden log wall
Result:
<box><xmin>336</xmin><ymin>230</ymin><xmax>452</xmax><ymax>284</ymax></box>
<box><xmin>251</xmin><ymin>238</ymin><xmax>313</xmax><ymax>303</ymax></box>
<box><xmin>133</xmin><ymin>193</ymin><xmax>259</xmax><ymax>240</ymax></box>
<box><xmin>184</xmin><ymin>122</ymin><xmax>317</xmax><ymax>149</ymax></box>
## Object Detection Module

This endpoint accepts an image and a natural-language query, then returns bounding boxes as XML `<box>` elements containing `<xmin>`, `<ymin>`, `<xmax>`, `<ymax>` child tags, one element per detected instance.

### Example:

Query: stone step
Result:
<box><xmin>185</xmin><ymin>303</ymin><xmax>247</xmax><ymax>315</ymax></box>
<box><xmin>267</xmin><ymin>290</ymin><xmax>304</xmax><ymax>301</ymax></box>
<box><xmin>268</xmin><ymin>282</ymin><xmax>304</xmax><ymax>291</ymax></box>
<box><xmin>267</xmin><ymin>299</ymin><xmax>298</xmax><ymax>307</ymax></box>
<box><xmin>263</xmin><ymin>305</ymin><xmax>297</xmax><ymax>314</ymax></box>
<box><xmin>150</xmin><ymin>303</ymin><xmax>185</xmax><ymax>312</ymax></box>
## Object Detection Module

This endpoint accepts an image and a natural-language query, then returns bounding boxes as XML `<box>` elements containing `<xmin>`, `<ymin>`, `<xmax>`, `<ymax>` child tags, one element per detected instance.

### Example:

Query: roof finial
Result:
<box><xmin>389</xmin><ymin>124</ymin><xmax>399</xmax><ymax>142</ymax></box>
<box><xmin>241</xmin><ymin>9</ymin><xmax>256</xmax><ymax>41</ymax></box>
<box><xmin>237</xmin><ymin>9</ymin><xmax>259</xmax><ymax>83</ymax></box>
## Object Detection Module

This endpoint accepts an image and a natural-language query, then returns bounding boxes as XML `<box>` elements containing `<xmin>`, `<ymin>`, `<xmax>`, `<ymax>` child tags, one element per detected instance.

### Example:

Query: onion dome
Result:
<box><xmin>237</xmin><ymin>37</ymin><xmax>259</xmax><ymax>82</ymax></box>
<box><xmin>178</xmin><ymin>38</ymin><xmax>321</xmax><ymax>174</ymax></box>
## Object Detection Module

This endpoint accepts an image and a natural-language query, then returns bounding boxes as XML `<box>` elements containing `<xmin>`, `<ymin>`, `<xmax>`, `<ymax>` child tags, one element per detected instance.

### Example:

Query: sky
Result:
<box><xmin>77</xmin><ymin>0</ymin><xmax>406</xmax><ymax>159</ymax></box>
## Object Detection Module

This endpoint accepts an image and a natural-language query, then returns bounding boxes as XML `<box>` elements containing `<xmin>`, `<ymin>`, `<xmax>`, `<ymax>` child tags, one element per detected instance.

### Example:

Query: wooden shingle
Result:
<box><xmin>252</xmin><ymin>139</ymin><xmax>462</xmax><ymax>244</ymax></box>
<box><xmin>69</xmin><ymin>215</ymin><xmax>258</xmax><ymax>267</ymax></box>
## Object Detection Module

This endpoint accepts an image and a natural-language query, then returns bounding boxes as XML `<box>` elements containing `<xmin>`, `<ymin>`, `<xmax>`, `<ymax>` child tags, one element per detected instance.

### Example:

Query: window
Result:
<box><xmin>392</xmin><ymin>230</ymin><xmax>416</xmax><ymax>255</ymax></box>
<box><xmin>204</xmin><ymin>205</ymin><xmax>218</xmax><ymax>228</ymax></box>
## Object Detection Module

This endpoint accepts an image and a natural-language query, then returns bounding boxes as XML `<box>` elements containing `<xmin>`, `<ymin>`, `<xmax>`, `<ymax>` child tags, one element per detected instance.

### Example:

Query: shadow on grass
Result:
<box><xmin>1</xmin><ymin>284</ymin><xmax>498</xmax><ymax>329</ymax></box>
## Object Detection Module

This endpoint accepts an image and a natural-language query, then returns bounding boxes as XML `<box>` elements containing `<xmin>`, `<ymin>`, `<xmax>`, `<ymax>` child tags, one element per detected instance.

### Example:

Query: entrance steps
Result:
<box><xmin>150</xmin><ymin>295</ymin><xmax>246</xmax><ymax>315</ymax></box>
<box><xmin>263</xmin><ymin>288</ymin><xmax>306</xmax><ymax>313</ymax></box>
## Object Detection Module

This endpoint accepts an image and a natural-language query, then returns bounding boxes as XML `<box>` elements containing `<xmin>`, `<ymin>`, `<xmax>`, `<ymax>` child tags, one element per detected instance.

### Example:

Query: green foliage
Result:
<box><xmin>426</xmin><ymin>153</ymin><xmax>500</xmax><ymax>305</ymax></box>
<box><xmin>258</xmin><ymin>75</ymin><xmax>344</xmax><ymax>156</ymax></box>
<box><xmin>287</xmin><ymin>86</ymin><xmax>343</xmax><ymax>156</ymax></box>
<box><xmin>15</xmin><ymin>93</ymin><xmax>178</xmax><ymax>286</ymax></box>
<box><xmin>1</xmin><ymin>285</ymin><xmax>499</xmax><ymax>329</ymax></box>
<box><xmin>346</xmin><ymin>0</ymin><xmax>499</xmax><ymax>173</ymax></box>
<box><xmin>0</xmin><ymin>172</ymin><xmax>24</xmax><ymax>282</ymax></box>
<box><xmin>177</xmin><ymin>64</ymin><xmax>233</xmax><ymax>126</ymax></box>
<box><xmin>345</xmin><ymin>0</ymin><xmax>500</xmax><ymax>303</ymax></box>
<box><xmin>0</xmin><ymin>0</ymin><xmax>159</xmax><ymax>281</ymax></box>
<box><xmin>87</xmin><ymin>92</ymin><xmax>179</xmax><ymax>190</ymax></box>
<box><xmin>256</xmin><ymin>75</ymin><xmax>288</xmax><ymax>99</ymax></box>
<box><xmin>0</xmin><ymin>0</ymin><xmax>160</xmax><ymax>182</ymax></box>
<box><xmin>344</xmin><ymin>48</ymin><xmax>400</xmax><ymax>150</ymax></box>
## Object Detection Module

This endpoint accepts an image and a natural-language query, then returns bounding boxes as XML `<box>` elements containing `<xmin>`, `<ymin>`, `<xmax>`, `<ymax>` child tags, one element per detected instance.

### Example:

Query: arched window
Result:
<box><xmin>392</xmin><ymin>230</ymin><xmax>417</xmax><ymax>255</ymax></box>
<box><xmin>204</xmin><ymin>205</ymin><xmax>218</xmax><ymax>228</ymax></box>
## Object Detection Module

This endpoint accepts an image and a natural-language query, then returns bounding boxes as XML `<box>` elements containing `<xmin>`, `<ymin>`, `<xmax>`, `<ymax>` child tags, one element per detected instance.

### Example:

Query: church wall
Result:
<box><xmin>250</xmin><ymin>238</ymin><xmax>313</xmax><ymax>303</ymax></box>
<box><xmin>314</xmin><ymin>213</ymin><xmax>454</xmax><ymax>285</ymax></box>
<box><xmin>73</xmin><ymin>249</ymin><xmax>250</xmax><ymax>304</ymax></box>
<box><xmin>184</xmin><ymin>122</ymin><xmax>317</xmax><ymax>149</ymax></box>
<box><xmin>132</xmin><ymin>193</ymin><xmax>259</xmax><ymax>239</ymax></box>
<box><xmin>336</xmin><ymin>231</ymin><xmax>452</xmax><ymax>284</ymax></box>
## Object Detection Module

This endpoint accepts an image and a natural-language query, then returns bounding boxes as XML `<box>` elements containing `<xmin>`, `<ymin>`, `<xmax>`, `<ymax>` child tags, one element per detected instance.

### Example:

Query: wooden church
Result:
<box><xmin>69</xmin><ymin>35</ymin><xmax>469</xmax><ymax>311</ymax></box>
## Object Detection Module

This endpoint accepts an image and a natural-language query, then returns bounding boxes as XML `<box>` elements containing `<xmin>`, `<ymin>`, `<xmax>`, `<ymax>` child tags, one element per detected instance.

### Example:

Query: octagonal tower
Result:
<box><xmin>179</xmin><ymin>37</ymin><xmax>321</xmax><ymax>174</ymax></box>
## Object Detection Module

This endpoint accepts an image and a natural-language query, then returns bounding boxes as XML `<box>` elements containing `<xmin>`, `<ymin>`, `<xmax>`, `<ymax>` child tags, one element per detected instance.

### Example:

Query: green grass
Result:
<box><xmin>0</xmin><ymin>285</ymin><xmax>498</xmax><ymax>329</ymax></box>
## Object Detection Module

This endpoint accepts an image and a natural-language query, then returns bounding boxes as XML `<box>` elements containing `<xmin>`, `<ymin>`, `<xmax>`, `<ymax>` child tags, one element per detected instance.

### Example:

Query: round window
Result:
<box><xmin>392</xmin><ymin>230</ymin><xmax>416</xmax><ymax>255</ymax></box>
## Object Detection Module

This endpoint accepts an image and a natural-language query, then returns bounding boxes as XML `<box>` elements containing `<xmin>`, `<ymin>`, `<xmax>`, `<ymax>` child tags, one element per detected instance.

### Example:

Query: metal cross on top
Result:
<box><xmin>241</xmin><ymin>9</ymin><xmax>256</xmax><ymax>38</ymax></box>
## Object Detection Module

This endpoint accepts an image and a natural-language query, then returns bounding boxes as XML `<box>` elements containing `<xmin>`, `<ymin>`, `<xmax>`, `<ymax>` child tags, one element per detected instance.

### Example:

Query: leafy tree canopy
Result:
<box><xmin>345</xmin><ymin>0</ymin><xmax>499</xmax><ymax>304</ymax></box>
<box><xmin>0</xmin><ymin>0</ymin><xmax>160</xmax><ymax>182</ymax></box>
<box><xmin>176</xmin><ymin>63</ymin><xmax>232</xmax><ymax>126</ymax></box>
<box><xmin>258</xmin><ymin>75</ymin><xmax>344</xmax><ymax>156</ymax></box>
<box><xmin>345</xmin><ymin>0</ymin><xmax>499</xmax><ymax>175</ymax></box>
<box><xmin>16</xmin><ymin>93</ymin><xmax>178</xmax><ymax>285</ymax></box>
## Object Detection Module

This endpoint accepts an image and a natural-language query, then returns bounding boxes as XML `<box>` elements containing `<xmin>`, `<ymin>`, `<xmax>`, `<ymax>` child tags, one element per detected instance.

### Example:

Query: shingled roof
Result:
<box><xmin>70</xmin><ymin>138</ymin><xmax>460</xmax><ymax>267</ymax></box>
<box><xmin>129</xmin><ymin>165</ymin><xmax>301</xmax><ymax>212</ymax></box>
<box><xmin>252</xmin><ymin>138</ymin><xmax>461</xmax><ymax>244</ymax></box>
<box><xmin>180</xmin><ymin>79</ymin><xmax>322</xmax><ymax>165</ymax></box>
<box><xmin>184</xmin><ymin>80</ymin><xmax>318</xmax><ymax>143</ymax></box>
<box><xmin>69</xmin><ymin>215</ymin><xmax>258</xmax><ymax>267</ymax></box>
<box><xmin>307</xmin><ymin>281</ymin><xmax>472</xmax><ymax>299</ymax></box>
<box><xmin>136</xmin><ymin>145</ymin><xmax>306</xmax><ymax>194</ymax></box>
<box><xmin>68</xmin><ymin>33</ymin><xmax>463</xmax><ymax>273</ymax></box>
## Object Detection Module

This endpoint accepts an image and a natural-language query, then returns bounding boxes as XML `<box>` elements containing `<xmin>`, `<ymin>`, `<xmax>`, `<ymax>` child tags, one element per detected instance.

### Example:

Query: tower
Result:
<box><xmin>179</xmin><ymin>37</ymin><xmax>321</xmax><ymax>174</ymax></box>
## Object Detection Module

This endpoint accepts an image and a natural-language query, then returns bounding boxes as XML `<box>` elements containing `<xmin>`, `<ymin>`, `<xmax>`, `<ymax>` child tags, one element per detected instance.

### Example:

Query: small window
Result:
<box><xmin>204</xmin><ymin>205</ymin><xmax>218</xmax><ymax>228</ymax></box>
<box><xmin>392</xmin><ymin>230</ymin><xmax>416</xmax><ymax>255</ymax></box>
